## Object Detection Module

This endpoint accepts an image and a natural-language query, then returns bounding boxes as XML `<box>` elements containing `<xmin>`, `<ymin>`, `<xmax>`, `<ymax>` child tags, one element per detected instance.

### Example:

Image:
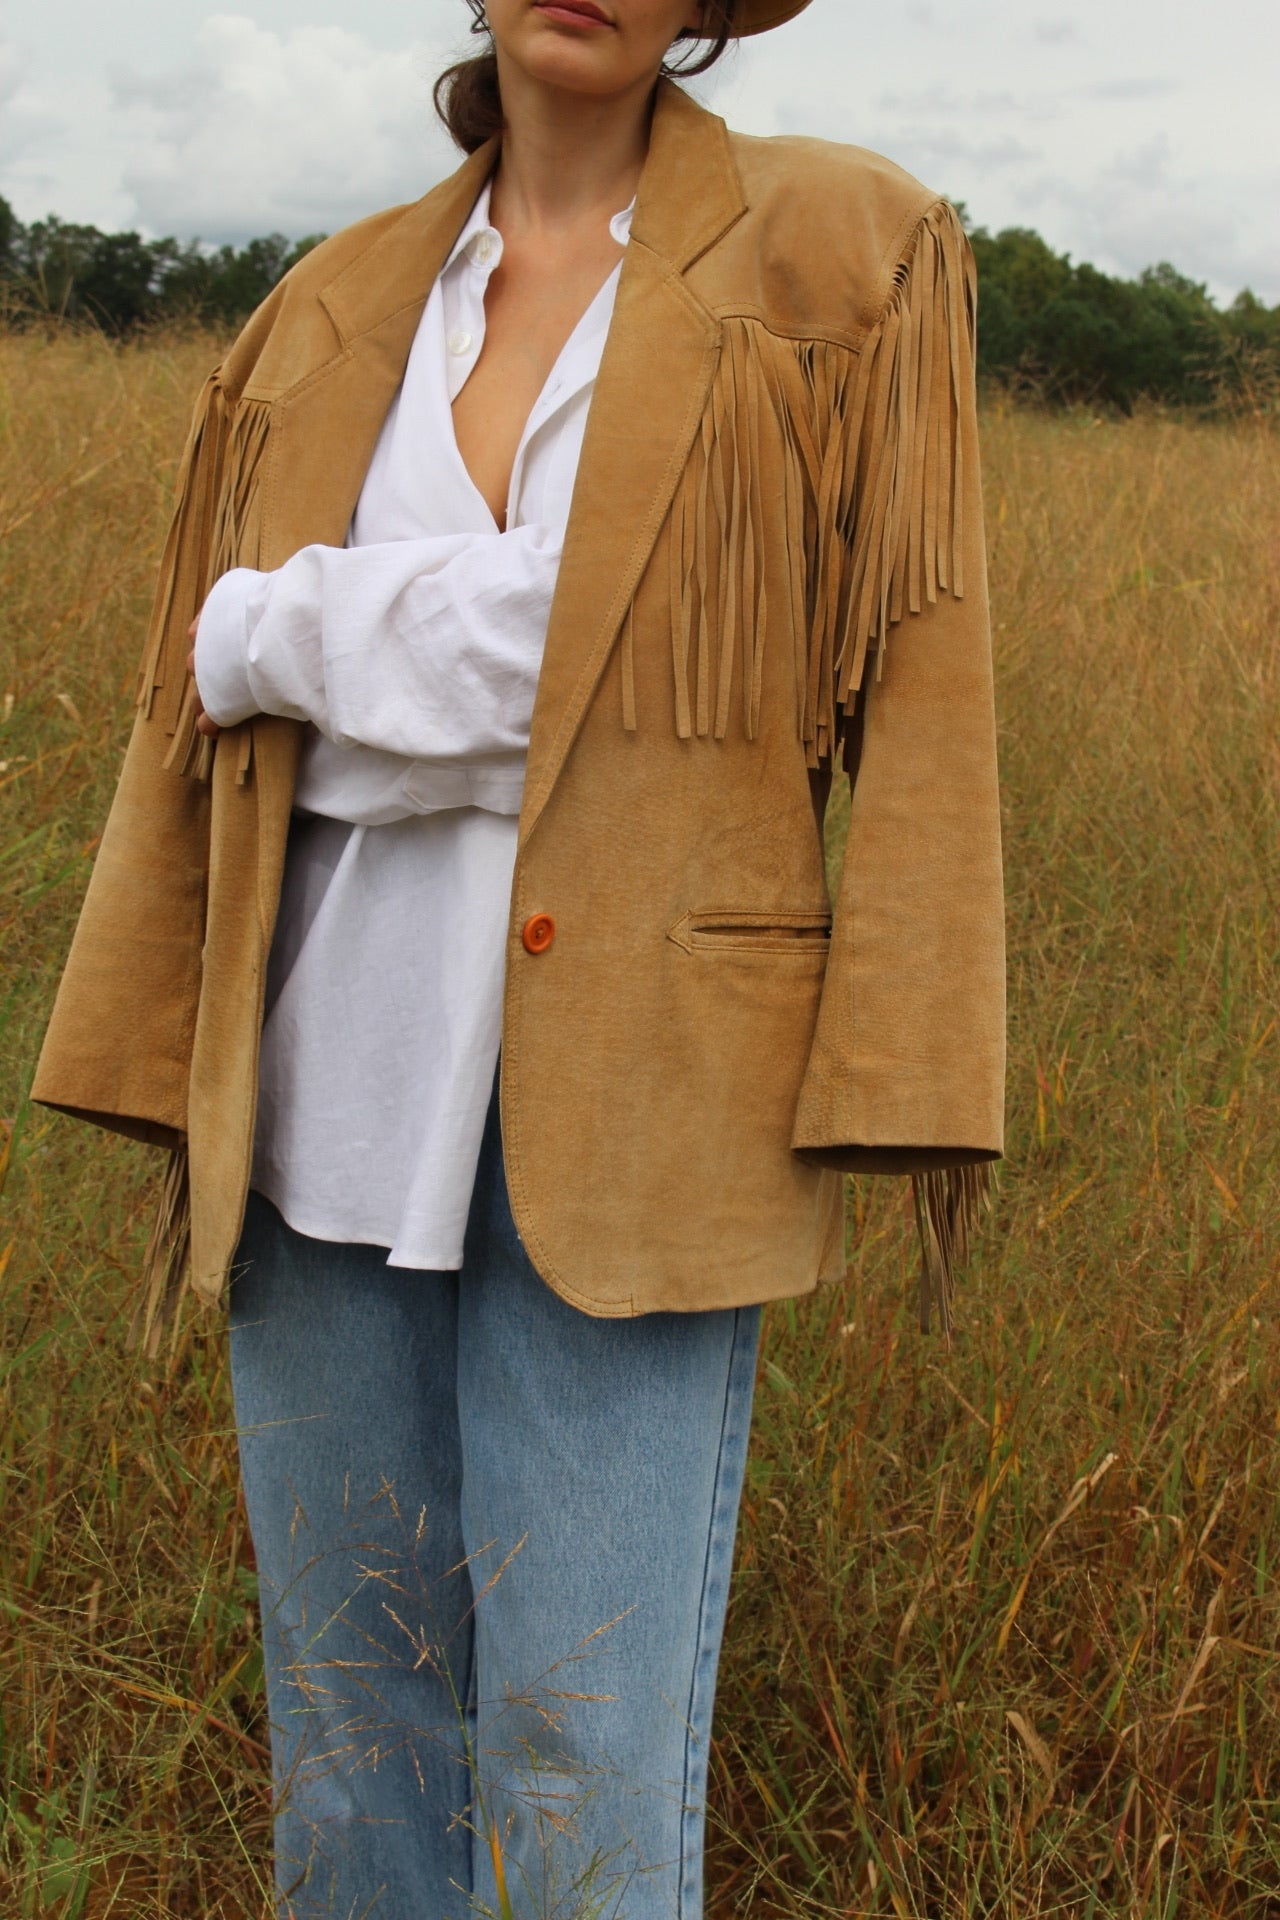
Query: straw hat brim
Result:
<box><xmin>730</xmin><ymin>0</ymin><xmax>814</xmax><ymax>34</ymax></box>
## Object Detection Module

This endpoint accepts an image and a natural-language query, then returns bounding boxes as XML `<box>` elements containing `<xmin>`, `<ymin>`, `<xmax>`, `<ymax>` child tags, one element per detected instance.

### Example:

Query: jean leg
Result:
<box><xmin>456</xmin><ymin>1110</ymin><xmax>761</xmax><ymax>1920</ymax></box>
<box><xmin>230</xmin><ymin>1193</ymin><xmax>476</xmax><ymax>1919</ymax></box>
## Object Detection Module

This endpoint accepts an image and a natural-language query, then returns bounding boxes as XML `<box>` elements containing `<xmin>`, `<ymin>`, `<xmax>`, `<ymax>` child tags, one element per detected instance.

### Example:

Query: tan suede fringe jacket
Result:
<box><xmin>33</xmin><ymin>82</ymin><xmax>1006</xmax><ymax>1347</ymax></box>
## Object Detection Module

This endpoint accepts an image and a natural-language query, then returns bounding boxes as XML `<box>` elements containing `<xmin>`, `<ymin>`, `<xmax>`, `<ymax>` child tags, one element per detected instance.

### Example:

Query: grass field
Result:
<box><xmin>2</xmin><ymin>328</ymin><xmax>1279</xmax><ymax>1919</ymax></box>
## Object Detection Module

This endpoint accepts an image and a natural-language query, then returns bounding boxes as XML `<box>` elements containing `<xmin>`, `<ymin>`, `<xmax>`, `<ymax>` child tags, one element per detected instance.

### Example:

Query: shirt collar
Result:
<box><xmin>443</xmin><ymin>180</ymin><xmax>635</xmax><ymax>274</ymax></box>
<box><xmin>443</xmin><ymin>179</ymin><xmax>498</xmax><ymax>274</ymax></box>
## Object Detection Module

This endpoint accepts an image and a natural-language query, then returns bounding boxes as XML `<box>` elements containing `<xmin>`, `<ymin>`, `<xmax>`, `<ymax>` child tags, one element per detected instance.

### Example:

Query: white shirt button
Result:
<box><xmin>472</xmin><ymin>232</ymin><xmax>497</xmax><ymax>265</ymax></box>
<box><xmin>447</xmin><ymin>329</ymin><xmax>473</xmax><ymax>357</ymax></box>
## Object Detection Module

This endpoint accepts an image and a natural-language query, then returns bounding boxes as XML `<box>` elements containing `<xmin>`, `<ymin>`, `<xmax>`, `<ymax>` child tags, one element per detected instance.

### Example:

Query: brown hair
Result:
<box><xmin>434</xmin><ymin>0</ymin><xmax>740</xmax><ymax>154</ymax></box>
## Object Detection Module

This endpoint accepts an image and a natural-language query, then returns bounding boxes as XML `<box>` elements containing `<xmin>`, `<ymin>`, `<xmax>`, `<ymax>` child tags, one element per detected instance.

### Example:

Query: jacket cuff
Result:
<box><xmin>795</xmin><ymin>1144</ymin><xmax>1001</xmax><ymax>1176</ymax></box>
<box><xmin>193</xmin><ymin>567</ymin><xmax>265</xmax><ymax>727</ymax></box>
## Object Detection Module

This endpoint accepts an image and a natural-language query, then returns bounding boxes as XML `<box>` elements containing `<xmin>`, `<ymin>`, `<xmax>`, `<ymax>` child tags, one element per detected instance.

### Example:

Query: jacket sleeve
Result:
<box><xmin>791</xmin><ymin>200</ymin><xmax>1006</xmax><ymax>1180</ymax></box>
<box><xmin>29</xmin><ymin>367</ymin><xmax>230</xmax><ymax>1147</ymax></box>
<box><xmin>32</xmin><ymin>246</ymin><xmax>296</xmax><ymax>1151</ymax></box>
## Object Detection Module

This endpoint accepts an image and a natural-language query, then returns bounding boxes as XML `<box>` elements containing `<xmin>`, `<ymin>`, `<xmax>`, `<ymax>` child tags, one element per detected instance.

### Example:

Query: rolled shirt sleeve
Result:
<box><xmin>193</xmin><ymin>523</ymin><xmax>563</xmax><ymax>766</ymax></box>
<box><xmin>192</xmin><ymin>566</ymin><xmax>262</xmax><ymax>729</ymax></box>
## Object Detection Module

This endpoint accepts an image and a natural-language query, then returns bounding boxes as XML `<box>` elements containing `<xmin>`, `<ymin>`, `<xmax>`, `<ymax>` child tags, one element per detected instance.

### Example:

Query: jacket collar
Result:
<box><xmin>317</xmin><ymin>138</ymin><xmax>501</xmax><ymax>351</ymax></box>
<box><xmin>629</xmin><ymin>78</ymin><xmax>746</xmax><ymax>270</ymax></box>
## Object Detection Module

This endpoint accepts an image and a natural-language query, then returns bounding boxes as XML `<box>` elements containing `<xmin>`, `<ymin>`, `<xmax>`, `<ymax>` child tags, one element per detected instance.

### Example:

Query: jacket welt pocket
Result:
<box><xmin>669</xmin><ymin>908</ymin><xmax>833</xmax><ymax>956</ymax></box>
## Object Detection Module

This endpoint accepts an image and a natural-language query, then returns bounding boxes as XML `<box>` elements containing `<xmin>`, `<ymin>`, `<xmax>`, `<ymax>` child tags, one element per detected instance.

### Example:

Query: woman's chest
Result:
<box><xmin>347</xmin><ymin>272</ymin><xmax>609</xmax><ymax>546</ymax></box>
<box><xmin>450</xmin><ymin>238</ymin><xmax>625</xmax><ymax>528</ymax></box>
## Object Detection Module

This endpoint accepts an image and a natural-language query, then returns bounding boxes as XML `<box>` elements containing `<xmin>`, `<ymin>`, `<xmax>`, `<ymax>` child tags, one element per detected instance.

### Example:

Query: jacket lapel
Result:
<box><xmin>518</xmin><ymin>83</ymin><xmax>747</xmax><ymax>843</ymax></box>
<box><xmin>260</xmin><ymin>139</ymin><xmax>500</xmax><ymax>567</ymax></box>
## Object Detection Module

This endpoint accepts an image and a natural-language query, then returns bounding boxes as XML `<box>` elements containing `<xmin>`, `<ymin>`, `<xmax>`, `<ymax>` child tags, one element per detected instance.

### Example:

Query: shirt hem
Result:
<box><xmin>248</xmin><ymin>1180</ymin><xmax>466</xmax><ymax>1274</ymax></box>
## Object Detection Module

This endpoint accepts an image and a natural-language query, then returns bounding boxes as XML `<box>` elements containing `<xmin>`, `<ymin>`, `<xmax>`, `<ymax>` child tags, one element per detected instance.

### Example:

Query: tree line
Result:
<box><xmin>0</xmin><ymin>197</ymin><xmax>324</xmax><ymax>334</ymax></box>
<box><xmin>965</xmin><ymin>217</ymin><xmax>1278</xmax><ymax>411</ymax></box>
<box><xmin>2</xmin><ymin>191</ymin><xmax>1276</xmax><ymax>411</ymax></box>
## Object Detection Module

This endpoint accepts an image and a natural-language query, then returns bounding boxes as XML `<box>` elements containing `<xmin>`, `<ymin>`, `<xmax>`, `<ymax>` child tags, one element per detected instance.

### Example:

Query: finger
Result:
<box><xmin>195</xmin><ymin>712</ymin><xmax>221</xmax><ymax>739</ymax></box>
<box><xmin>188</xmin><ymin>616</ymin><xmax>200</xmax><ymax>642</ymax></box>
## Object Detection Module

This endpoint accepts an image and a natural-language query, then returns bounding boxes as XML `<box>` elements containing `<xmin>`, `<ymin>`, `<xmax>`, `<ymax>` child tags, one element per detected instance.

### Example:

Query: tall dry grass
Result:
<box><xmin>2</xmin><ymin>329</ymin><xmax>1279</xmax><ymax>1918</ymax></box>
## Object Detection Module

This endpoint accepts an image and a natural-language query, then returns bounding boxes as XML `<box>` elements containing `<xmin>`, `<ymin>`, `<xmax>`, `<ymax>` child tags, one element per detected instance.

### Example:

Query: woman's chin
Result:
<box><xmin>510</xmin><ymin>51</ymin><xmax>639</xmax><ymax>98</ymax></box>
<box><xmin>502</xmin><ymin>20</ymin><xmax>656</xmax><ymax>98</ymax></box>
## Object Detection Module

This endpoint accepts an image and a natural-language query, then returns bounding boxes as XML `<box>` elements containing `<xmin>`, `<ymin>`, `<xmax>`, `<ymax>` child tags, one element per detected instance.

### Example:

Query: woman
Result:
<box><xmin>35</xmin><ymin>0</ymin><xmax>1005</xmax><ymax>1912</ymax></box>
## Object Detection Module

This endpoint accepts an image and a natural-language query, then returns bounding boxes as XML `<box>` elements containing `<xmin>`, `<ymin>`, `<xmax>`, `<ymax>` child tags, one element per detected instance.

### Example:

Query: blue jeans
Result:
<box><xmin>229</xmin><ymin>1088</ymin><xmax>761</xmax><ymax>1919</ymax></box>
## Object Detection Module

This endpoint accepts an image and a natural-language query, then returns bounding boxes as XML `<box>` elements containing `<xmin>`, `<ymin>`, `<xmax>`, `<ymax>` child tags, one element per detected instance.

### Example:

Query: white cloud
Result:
<box><xmin>117</xmin><ymin>15</ymin><xmax>457</xmax><ymax>241</ymax></box>
<box><xmin>0</xmin><ymin>36</ymin><xmax>25</xmax><ymax>104</ymax></box>
<box><xmin>0</xmin><ymin>38</ymin><xmax>39</xmax><ymax>178</ymax></box>
<box><xmin>1043</xmin><ymin>138</ymin><xmax>1277</xmax><ymax>299</ymax></box>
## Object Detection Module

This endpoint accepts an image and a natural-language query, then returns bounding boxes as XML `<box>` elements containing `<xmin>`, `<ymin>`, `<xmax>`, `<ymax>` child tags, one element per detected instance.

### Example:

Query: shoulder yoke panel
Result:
<box><xmin>692</xmin><ymin>131</ymin><xmax>941</xmax><ymax>347</ymax></box>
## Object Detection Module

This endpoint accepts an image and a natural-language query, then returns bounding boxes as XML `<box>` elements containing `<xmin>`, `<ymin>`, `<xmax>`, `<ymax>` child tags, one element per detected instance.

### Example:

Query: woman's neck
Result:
<box><xmin>489</xmin><ymin>58</ymin><xmax>655</xmax><ymax>236</ymax></box>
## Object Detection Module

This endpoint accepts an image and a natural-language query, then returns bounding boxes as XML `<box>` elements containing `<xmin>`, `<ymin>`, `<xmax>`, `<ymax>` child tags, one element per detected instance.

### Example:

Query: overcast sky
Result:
<box><xmin>1</xmin><ymin>0</ymin><xmax>1276</xmax><ymax>304</ymax></box>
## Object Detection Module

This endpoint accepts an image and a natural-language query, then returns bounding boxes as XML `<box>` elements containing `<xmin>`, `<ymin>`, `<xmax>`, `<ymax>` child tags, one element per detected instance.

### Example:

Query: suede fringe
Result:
<box><xmin>136</xmin><ymin>375</ymin><xmax>272</xmax><ymax>786</ymax></box>
<box><xmin>912</xmin><ymin>1163</ymin><xmax>993</xmax><ymax>1340</ymax></box>
<box><xmin>133</xmin><ymin>378</ymin><xmax>270</xmax><ymax>1335</ymax></box>
<box><xmin>637</xmin><ymin>201</ymin><xmax>975</xmax><ymax>765</ymax></box>
<box><xmin>129</xmin><ymin>1146</ymin><xmax>192</xmax><ymax>1359</ymax></box>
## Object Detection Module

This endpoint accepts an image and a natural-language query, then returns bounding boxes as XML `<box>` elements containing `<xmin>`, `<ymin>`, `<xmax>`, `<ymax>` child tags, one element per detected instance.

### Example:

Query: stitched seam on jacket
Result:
<box><xmin>243</xmin><ymin>346</ymin><xmax>355</xmax><ymax>409</ymax></box>
<box><xmin>704</xmin><ymin>191</ymin><xmax>947</xmax><ymax>353</ymax></box>
<box><xmin>709</xmin><ymin>307</ymin><xmax>868</xmax><ymax>352</ymax></box>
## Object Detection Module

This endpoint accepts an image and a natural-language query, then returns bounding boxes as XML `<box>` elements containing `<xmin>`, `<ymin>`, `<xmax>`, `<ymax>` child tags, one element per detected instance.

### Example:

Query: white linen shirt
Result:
<box><xmin>193</xmin><ymin>184</ymin><xmax>631</xmax><ymax>1267</ymax></box>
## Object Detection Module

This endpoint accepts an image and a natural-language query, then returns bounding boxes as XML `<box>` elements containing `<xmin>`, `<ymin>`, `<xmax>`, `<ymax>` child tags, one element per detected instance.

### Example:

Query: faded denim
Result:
<box><xmin>229</xmin><ymin>1087</ymin><xmax>761</xmax><ymax>1919</ymax></box>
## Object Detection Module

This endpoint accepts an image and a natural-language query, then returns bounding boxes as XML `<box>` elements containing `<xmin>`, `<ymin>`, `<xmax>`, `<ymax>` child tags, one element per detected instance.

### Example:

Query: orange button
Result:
<box><xmin>522</xmin><ymin>913</ymin><xmax>556</xmax><ymax>955</ymax></box>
